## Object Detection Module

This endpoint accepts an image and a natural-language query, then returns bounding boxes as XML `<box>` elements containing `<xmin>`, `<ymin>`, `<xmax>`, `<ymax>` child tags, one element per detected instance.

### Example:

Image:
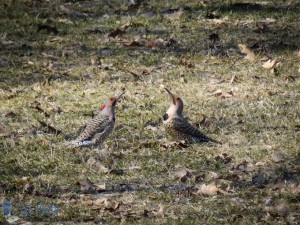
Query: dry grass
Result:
<box><xmin>0</xmin><ymin>0</ymin><xmax>299</xmax><ymax>224</ymax></box>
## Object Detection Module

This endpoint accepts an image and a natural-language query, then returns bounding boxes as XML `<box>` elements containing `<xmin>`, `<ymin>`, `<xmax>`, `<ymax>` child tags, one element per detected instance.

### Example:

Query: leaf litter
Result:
<box><xmin>1</xmin><ymin>0</ymin><xmax>300</xmax><ymax>224</ymax></box>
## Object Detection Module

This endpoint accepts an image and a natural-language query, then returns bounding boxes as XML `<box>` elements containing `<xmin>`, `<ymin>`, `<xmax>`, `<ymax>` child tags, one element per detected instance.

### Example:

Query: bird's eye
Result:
<box><xmin>163</xmin><ymin>114</ymin><xmax>169</xmax><ymax>121</ymax></box>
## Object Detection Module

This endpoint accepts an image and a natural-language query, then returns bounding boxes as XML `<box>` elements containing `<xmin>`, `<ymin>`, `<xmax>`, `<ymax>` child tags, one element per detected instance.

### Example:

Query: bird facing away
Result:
<box><xmin>162</xmin><ymin>88</ymin><xmax>220</xmax><ymax>144</ymax></box>
<box><xmin>67</xmin><ymin>92</ymin><xmax>125</xmax><ymax>149</ymax></box>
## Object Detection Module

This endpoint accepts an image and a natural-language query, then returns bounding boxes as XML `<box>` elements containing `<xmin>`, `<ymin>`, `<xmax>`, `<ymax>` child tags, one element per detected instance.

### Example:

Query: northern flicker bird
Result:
<box><xmin>163</xmin><ymin>88</ymin><xmax>220</xmax><ymax>144</ymax></box>
<box><xmin>67</xmin><ymin>92</ymin><xmax>125</xmax><ymax>148</ymax></box>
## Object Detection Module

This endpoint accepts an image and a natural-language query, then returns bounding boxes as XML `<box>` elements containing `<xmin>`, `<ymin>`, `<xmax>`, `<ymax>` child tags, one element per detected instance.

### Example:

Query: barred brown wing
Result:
<box><xmin>172</xmin><ymin>117</ymin><xmax>211</xmax><ymax>141</ymax></box>
<box><xmin>74</xmin><ymin>115</ymin><xmax>111</xmax><ymax>142</ymax></box>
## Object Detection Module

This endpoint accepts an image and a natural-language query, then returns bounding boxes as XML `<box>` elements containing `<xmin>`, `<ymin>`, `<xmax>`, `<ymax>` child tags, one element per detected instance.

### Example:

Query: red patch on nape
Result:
<box><xmin>101</xmin><ymin>104</ymin><xmax>106</xmax><ymax>110</ymax></box>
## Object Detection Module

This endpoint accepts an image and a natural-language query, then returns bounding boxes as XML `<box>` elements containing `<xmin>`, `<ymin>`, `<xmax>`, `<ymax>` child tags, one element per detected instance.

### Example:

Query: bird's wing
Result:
<box><xmin>172</xmin><ymin>117</ymin><xmax>212</xmax><ymax>142</ymax></box>
<box><xmin>74</xmin><ymin>115</ymin><xmax>111</xmax><ymax>142</ymax></box>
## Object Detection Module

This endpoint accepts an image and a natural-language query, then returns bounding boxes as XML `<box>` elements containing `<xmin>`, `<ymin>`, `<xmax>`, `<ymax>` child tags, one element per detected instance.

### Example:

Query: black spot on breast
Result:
<box><xmin>163</xmin><ymin>114</ymin><xmax>169</xmax><ymax>121</ymax></box>
<box><xmin>113</xmin><ymin>117</ymin><xmax>116</xmax><ymax>122</ymax></box>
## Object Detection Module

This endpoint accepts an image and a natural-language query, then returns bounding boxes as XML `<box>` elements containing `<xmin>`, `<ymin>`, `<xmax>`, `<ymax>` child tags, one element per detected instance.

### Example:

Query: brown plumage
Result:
<box><xmin>163</xmin><ymin>88</ymin><xmax>220</xmax><ymax>144</ymax></box>
<box><xmin>67</xmin><ymin>92</ymin><xmax>125</xmax><ymax>148</ymax></box>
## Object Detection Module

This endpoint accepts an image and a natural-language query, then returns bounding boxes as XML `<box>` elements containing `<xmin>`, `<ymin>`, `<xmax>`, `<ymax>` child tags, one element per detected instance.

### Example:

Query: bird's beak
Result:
<box><xmin>164</xmin><ymin>88</ymin><xmax>176</xmax><ymax>105</ymax></box>
<box><xmin>116</xmin><ymin>91</ymin><xmax>125</xmax><ymax>100</ymax></box>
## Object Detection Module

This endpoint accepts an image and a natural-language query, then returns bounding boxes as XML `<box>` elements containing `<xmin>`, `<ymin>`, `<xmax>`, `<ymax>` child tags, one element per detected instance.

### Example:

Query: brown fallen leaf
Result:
<box><xmin>179</xmin><ymin>58</ymin><xmax>194</xmax><ymax>68</ymax></box>
<box><xmin>195</xmin><ymin>182</ymin><xmax>219</xmax><ymax>196</ymax></box>
<box><xmin>146</xmin><ymin>38</ymin><xmax>167</xmax><ymax>48</ymax></box>
<box><xmin>105</xmin><ymin>201</ymin><xmax>123</xmax><ymax>212</ymax></box>
<box><xmin>270</xmin><ymin>152</ymin><xmax>284</xmax><ymax>163</ymax></box>
<box><xmin>154</xmin><ymin>204</ymin><xmax>165</xmax><ymax>218</ymax></box>
<box><xmin>81</xmin><ymin>199</ymin><xmax>94</xmax><ymax>206</ymax></box>
<box><xmin>108</xmin><ymin>28</ymin><xmax>126</xmax><ymax>38</ymax></box>
<box><xmin>238</xmin><ymin>44</ymin><xmax>256</xmax><ymax>62</ymax></box>
<box><xmin>6</xmin><ymin>216</ymin><xmax>32</xmax><ymax>225</ymax></box>
<box><xmin>94</xmin><ymin>183</ymin><xmax>106</xmax><ymax>192</ymax></box>
<box><xmin>174</xmin><ymin>169</ymin><xmax>192</xmax><ymax>183</ymax></box>
<box><xmin>95</xmin><ymin>162</ymin><xmax>110</xmax><ymax>173</ymax></box>
<box><xmin>262</xmin><ymin>58</ymin><xmax>277</xmax><ymax>69</ymax></box>
<box><xmin>90</xmin><ymin>55</ymin><xmax>101</xmax><ymax>66</ymax></box>
<box><xmin>211</xmin><ymin>89</ymin><xmax>222</xmax><ymax>96</ymax></box>
<box><xmin>94</xmin><ymin>198</ymin><xmax>109</xmax><ymax>207</ymax></box>
<box><xmin>264</xmin><ymin>200</ymin><xmax>289</xmax><ymax>218</ymax></box>
<box><xmin>285</xmin><ymin>75</ymin><xmax>296</xmax><ymax>82</ymax></box>
<box><xmin>211</xmin><ymin>89</ymin><xmax>233</xmax><ymax>98</ymax></box>
<box><xmin>215</xmin><ymin>153</ymin><xmax>233</xmax><ymax>164</ymax></box>
<box><xmin>76</xmin><ymin>178</ymin><xmax>96</xmax><ymax>193</ymax></box>
<box><xmin>221</xmin><ymin>91</ymin><xmax>234</xmax><ymax>98</ymax></box>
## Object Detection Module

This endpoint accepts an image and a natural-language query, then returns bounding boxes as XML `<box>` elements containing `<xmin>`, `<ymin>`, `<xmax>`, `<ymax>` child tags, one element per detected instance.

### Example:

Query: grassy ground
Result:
<box><xmin>0</xmin><ymin>0</ymin><xmax>299</xmax><ymax>224</ymax></box>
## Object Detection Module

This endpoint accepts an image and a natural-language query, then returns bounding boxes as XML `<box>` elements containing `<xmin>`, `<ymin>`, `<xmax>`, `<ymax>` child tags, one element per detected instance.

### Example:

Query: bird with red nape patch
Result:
<box><xmin>66</xmin><ymin>91</ymin><xmax>125</xmax><ymax>149</ymax></box>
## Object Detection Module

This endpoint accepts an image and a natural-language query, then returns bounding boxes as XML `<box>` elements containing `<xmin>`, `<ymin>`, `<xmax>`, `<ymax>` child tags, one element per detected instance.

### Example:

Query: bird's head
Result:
<box><xmin>101</xmin><ymin>91</ymin><xmax>125</xmax><ymax>116</ymax></box>
<box><xmin>164</xmin><ymin>88</ymin><xmax>184</xmax><ymax>118</ymax></box>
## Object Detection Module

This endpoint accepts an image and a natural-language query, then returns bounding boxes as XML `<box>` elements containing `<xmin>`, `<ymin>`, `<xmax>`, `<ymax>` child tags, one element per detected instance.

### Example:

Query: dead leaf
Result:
<box><xmin>6</xmin><ymin>216</ymin><xmax>32</xmax><ymax>225</ymax></box>
<box><xmin>285</xmin><ymin>75</ymin><xmax>296</xmax><ymax>82</ymax></box>
<box><xmin>108</xmin><ymin>28</ymin><xmax>126</xmax><ymax>38</ymax></box>
<box><xmin>90</xmin><ymin>55</ymin><xmax>101</xmax><ymax>66</ymax></box>
<box><xmin>195</xmin><ymin>182</ymin><xmax>219</xmax><ymax>196</ymax></box>
<box><xmin>27</xmin><ymin>60</ymin><xmax>34</xmax><ymax>65</ymax></box>
<box><xmin>271</xmin><ymin>152</ymin><xmax>284</xmax><ymax>163</ymax></box>
<box><xmin>211</xmin><ymin>89</ymin><xmax>233</xmax><ymax>98</ymax></box>
<box><xmin>238</xmin><ymin>44</ymin><xmax>256</xmax><ymax>62</ymax></box>
<box><xmin>76</xmin><ymin>178</ymin><xmax>96</xmax><ymax>193</ymax></box>
<box><xmin>105</xmin><ymin>202</ymin><xmax>123</xmax><ymax>212</ymax></box>
<box><xmin>146</xmin><ymin>38</ymin><xmax>167</xmax><ymax>48</ymax></box>
<box><xmin>179</xmin><ymin>58</ymin><xmax>194</xmax><ymax>68</ymax></box>
<box><xmin>205</xmin><ymin>171</ymin><xmax>219</xmax><ymax>180</ymax></box>
<box><xmin>262</xmin><ymin>58</ymin><xmax>276</xmax><ymax>69</ymax></box>
<box><xmin>264</xmin><ymin>200</ymin><xmax>289</xmax><ymax>218</ymax></box>
<box><xmin>174</xmin><ymin>169</ymin><xmax>192</xmax><ymax>183</ymax></box>
<box><xmin>95</xmin><ymin>162</ymin><xmax>110</xmax><ymax>173</ymax></box>
<box><xmin>215</xmin><ymin>153</ymin><xmax>232</xmax><ymax>164</ymax></box>
<box><xmin>221</xmin><ymin>91</ymin><xmax>234</xmax><ymax>98</ymax></box>
<box><xmin>81</xmin><ymin>199</ymin><xmax>94</xmax><ymax>206</ymax></box>
<box><xmin>154</xmin><ymin>204</ymin><xmax>165</xmax><ymax>218</ymax></box>
<box><xmin>94</xmin><ymin>198</ymin><xmax>109</xmax><ymax>207</ymax></box>
<box><xmin>211</xmin><ymin>89</ymin><xmax>222</xmax><ymax>96</ymax></box>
